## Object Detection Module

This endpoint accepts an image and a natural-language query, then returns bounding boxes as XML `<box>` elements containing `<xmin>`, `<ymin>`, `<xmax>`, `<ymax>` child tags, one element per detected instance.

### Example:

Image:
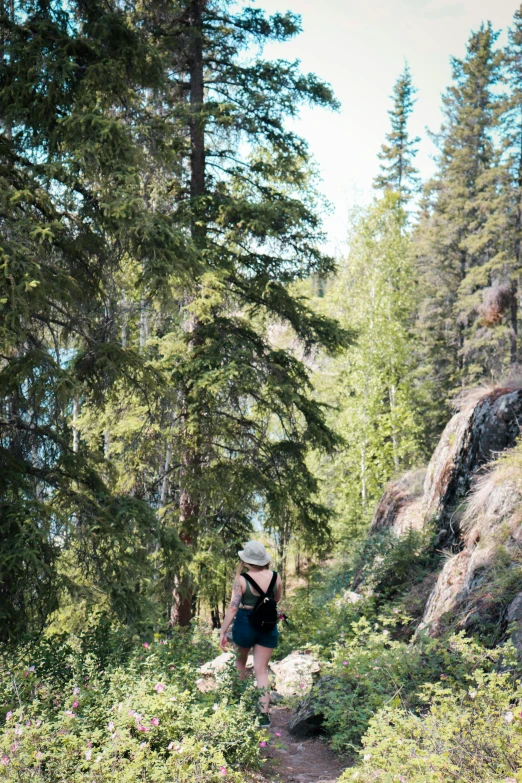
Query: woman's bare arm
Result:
<box><xmin>219</xmin><ymin>577</ymin><xmax>243</xmax><ymax>650</ymax></box>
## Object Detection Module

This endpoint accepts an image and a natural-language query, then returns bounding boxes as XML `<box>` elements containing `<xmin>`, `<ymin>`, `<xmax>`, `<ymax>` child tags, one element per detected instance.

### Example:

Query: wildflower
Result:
<box><xmin>35</xmin><ymin>720</ymin><xmax>42</xmax><ymax>728</ymax></box>
<box><xmin>10</xmin><ymin>743</ymin><xmax>19</xmax><ymax>752</ymax></box>
<box><xmin>14</xmin><ymin>726</ymin><xmax>23</xmax><ymax>736</ymax></box>
<box><xmin>259</xmin><ymin>741</ymin><xmax>267</xmax><ymax>748</ymax></box>
<box><xmin>35</xmin><ymin>751</ymin><xmax>44</xmax><ymax>761</ymax></box>
<box><xmin>140</xmin><ymin>742</ymin><xmax>147</xmax><ymax>749</ymax></box>
<box><xmin>468</xmin><ymin>690</ymin><xmax>477</xmax><ymax>700</ymax></box>
<box><xmin>393</xmin><ymin>608</ymin><xmax>399</xmax><ymax>614</ymax></box>
<box><xmin>155</xmin><ymin>683</ymin><xmax>165</xmax><ymax>693</ymax></box>
<box><xmin>219</xmin><ymin>766</ymin><xmax>227</xmax><ymax>776</ymax></box>
<box><xmin>85</xmin><ymin>749</ymin><xmax>92</xmax><ymax>760</ymax></box>
<box><xmin>213</xmin><ymin>703</ymin><xmax>219</xmax><ymax>710</ymax></box>
<box><xmin>72</xmin><ymin>700</ymin><xmax>79</xmax><ymax>709</ymax></box>
<box><xmin>64</xmin><ymin>710</ymin><xmax>76</xmax><ymax>717</ymax></box>
<box><xmin>143</xmin><ymin>643</ymin><xmax>150</xmax><ymax>649</ymax></box>
<box><xmin>275</xmin><ymin>732</ymin><xmax>281</xmax><ymax>737</ymax></box>
<box><xmin>151</xmin><ymin>718</ymin><xmax>159</xmax><ymax>726</ymax></box>
<box><xmin>170</xmin><ymin>665</ymin><xmax>175</xmax><ymax>670</ymax></box>
<box><xmin>1</xmin><ymin>756</ymin><xmax>9</xmax><ymax>766</ymax></box>
<box><xmin>108</xmin><ymin>721</ymin><xmax>115</xmax><ymax>731</ymax></box>
<box><xmin>73</xmin><ymin>687</ymin><xmax>80</xmax><ymax>695</ymax></box>
<box><xmin>363</xmin><ymin>754</ymin><xmax>372</xmax><ymax>761</ymax></box>
<box><xmin>342</xmin><ymin>661</ymin><xmax>349</xmax><ymax>666</ymax></box>
<box><xmin>87</xmin><ymin>740</ymin><xmax>92</xmax><ymax>748</ymax></box>
<box><xmin>28</xmin><ymin>666</ymin><xmax>35</xmax><ymax>672</ymax></box>
<box><xmin>168</xmin><ymin>741</ymin><xmax>175</xmax><ymax>750</ymax></box>
<box><xmin>505</xmin><ymin>779</ymin><xmax>517</xmax><ymax>783</ymax></box>
<box><xmin>505</xmin><ymin>711</ymin><xmax>514</xmax><ymax>724</ymax></box>
<box><xmin>5</xmin><ymin>711</ymin><xmax>12</xmax><ymax>722</ymax></box>
<box><xmin>440</xmin><ymin>674</ymin><xmax>448</xmax><ymax>680</ymax></box>
<box><xmin>399</xmin><ymin>777</ymin><xmax>407</xmax><ymax>783</ymax></box>
<box><xmin>134</xmin><ymin>713</ymin><xmax>142</xmax><ymax>721</ymax></box>
<box><xmin>137</xmin><ymin>725</ymin><xmax>150</xmax><ymax>732</ymax></box>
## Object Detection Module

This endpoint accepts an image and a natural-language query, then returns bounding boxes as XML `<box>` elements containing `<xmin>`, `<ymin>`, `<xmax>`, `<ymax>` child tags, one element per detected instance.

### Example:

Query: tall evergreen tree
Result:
<box><xmin>414</xmin><ymin>23</ymin><xmax>503</xmax><ymax>428</ymax></box>
<box><xmin>373</xmin><ymin>64</ymin><xmax>420</xmax><ymax>203</ymax></box>
<box><xmin>130</xmin><ymin>0</ymin><xmax>346</xmax><ymax>624</ymax></box>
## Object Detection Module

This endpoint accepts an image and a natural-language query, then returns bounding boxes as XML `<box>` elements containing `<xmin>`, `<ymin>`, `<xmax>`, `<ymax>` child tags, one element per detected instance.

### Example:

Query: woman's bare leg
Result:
<box><xmin>253</xmin><ymin>644</ymin><xmax>274</xmax><ymax>713</ymax></box>
<box><xmin>235</xmin><ymin>645</ymin><xmax>250</xmax><ymax>680</ymax></box>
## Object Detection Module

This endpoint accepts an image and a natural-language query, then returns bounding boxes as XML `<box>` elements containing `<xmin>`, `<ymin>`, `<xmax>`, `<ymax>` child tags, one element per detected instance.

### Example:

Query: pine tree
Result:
<box><xmin>414</xmin><ymin>23</ymin><xmax>504</xmax><ymax>427</ymax></box>
<box><xmin>136</xmin><ymin>0</ymin><xmax>347</xmax><ymax>624</ymax></box>
<box><xmin>373</xmin><ymin>64</ymin><xmax>420</xmax><ymax>203</ymax></box>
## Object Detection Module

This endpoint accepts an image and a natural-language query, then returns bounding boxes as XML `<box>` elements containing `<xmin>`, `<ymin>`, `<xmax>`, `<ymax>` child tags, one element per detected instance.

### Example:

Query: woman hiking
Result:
<box><xmin>219</xmin><ymin>540</ymin><xmax>282</xmax><ymax>726</ymax></box>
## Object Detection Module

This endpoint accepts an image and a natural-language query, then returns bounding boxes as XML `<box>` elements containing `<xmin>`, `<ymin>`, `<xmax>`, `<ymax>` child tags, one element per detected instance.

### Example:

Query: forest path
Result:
<box><xmin>258</xmin><ymin>707</ymin><xmax>347</xmax><ymax>783</ymax></box>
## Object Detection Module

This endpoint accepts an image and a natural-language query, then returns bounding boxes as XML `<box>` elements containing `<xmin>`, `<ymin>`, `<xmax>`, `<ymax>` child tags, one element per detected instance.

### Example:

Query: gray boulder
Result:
<box><xmin>288</xmin><ymin>676</ymin><xmax>337</xmax><ymax>738</ymax></box>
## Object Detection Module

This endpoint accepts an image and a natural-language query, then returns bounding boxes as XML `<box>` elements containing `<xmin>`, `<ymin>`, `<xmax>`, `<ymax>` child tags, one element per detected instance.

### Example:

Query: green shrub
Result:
<box><xmin>342</xmin><ymin>651</ymin><xmax>522</xmax><ymax>783</ymax></box>
<box><xmin>0</xmin><ymin>619</ymin><xmax>264</xmax><ymax>782</ymax></box>
<box><xmin>303</xmin><ymin>617</ymin><xmax>518</xmax><ymax>753</ymax></box>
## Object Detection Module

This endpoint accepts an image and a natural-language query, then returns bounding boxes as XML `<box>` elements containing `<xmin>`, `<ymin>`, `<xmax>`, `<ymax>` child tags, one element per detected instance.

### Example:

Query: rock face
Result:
<box><xmin>370</xmin><ymin>469</ymin><xmax>425</xmax><ymax>535</ymax></box>
<box><xmin>270</xmin><ymin>651</ymin><xmax>321</xmax><ymax>698</ymax></box>
<box><xmin>288</xmin><ymin>676</ymin><xmax>337</xmax><ymax>738</ymax></box>
<box><xmin>422</xmin><ymin>387</ymin><xmax>522</xmax><ymax>536</ymax></box>
<box><xmin>372</xmin><ymin>386</ymin><xmax>522</xmax><ymax>541</ymax></box>
<box><xmin>370</xmin><ymin>384</ymin><xmax>522</xmax><ymax>639</ymax></box>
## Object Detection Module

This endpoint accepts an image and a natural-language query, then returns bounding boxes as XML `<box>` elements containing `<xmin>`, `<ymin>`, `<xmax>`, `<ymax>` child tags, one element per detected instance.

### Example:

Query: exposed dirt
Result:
<box><xmin>258</xmin><ymin>707</ymin><xmax>348</xmax><ymax>783</ymax></box>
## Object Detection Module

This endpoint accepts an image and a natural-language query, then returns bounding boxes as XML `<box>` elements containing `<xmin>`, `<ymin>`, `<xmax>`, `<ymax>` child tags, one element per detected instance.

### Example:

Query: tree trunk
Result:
<box><xmin>171</xmin><ymin>0</ymin><xmax>207</xmax><ymax>627</ymax></box>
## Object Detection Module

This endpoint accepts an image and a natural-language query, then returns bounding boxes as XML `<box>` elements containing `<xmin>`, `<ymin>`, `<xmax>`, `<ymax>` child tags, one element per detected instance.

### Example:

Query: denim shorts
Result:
<box><xmin>232</xmin><ymin>608</ymin><xmax>279</xmax><ymax>649</ymax></box>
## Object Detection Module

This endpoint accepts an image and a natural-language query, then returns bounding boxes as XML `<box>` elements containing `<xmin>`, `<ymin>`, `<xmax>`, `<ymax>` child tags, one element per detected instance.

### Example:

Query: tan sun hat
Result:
<box><xmin>238</xmin><ymin>540</ymin><xmax>270</xmax><ymax>567</ymax></box>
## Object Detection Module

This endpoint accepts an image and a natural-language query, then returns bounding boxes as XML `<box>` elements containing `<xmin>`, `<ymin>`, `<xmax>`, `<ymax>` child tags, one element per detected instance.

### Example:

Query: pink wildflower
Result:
<box><xmin>151</xmin><ymin>718</ymin><xmax>159</xmax><ymax>726</ymax></box>
<box><xmin>10</xmin><ymin>743</ymin><xmax>18</xmax><ymax>752</ymax></box>
<box><xmin>5</xmin><ymin>711</ymin><xmax>12</xmax><ymax>722</ymax></box>
<box><xmin>155</xmin><ymin>683</ymin><xmax>165</xmax><ymax>693</ymax></box>
<box><xmin>167</xmin><ymin>741</ymin><xmax>175</xmax><ymax>750</ymax></box>
<box><xmin>73</xmin><ymin>687</ymin><xmax>80</xmax><ymax>695</ymax></box>
<box><xmin>219</xmin><ymin>766</ymin><xmax>227</xmax><ymax>776</ymax></box>
<box><xmin>137</xmin><ymin>725</ymin><xmax>150</xmax><ymax>732</ymax></box>
<box><xmin>87</xmin><ymin>740</ymin><xmax>92</xmax><ymax>748</ymax></box>
<box><xmin>399</xmin><ymin>777</ymin><xmax>407</xmax><ymax>783</ymax></box>
<box><xmin>143</xmin><ymin>643</ymin><xmax>150</xmax><ymax>649</ymax></box>
<box><xmin>275</xmin><ymin>732</ymin><xmax>281</xmax><ymax>737</ymax></box>
<box><xmin>259</xmin><ymin>741</ymin><xmax>267</xmax><ymax>748</ymax></box>
<box><xmin>85</xmin><ymin>749</ymin><xmax>92</xmax><ymax>761</ymax></box>
<box><xmin>342</xmin><ymin>661</ymin><xmax>348</xmax><ymax>666</ymax></box>
<box><xmin>72</xmin><ymin>700</ymin><xmax>79</xmax><ymax>709</ymax></box>
<box><xmin>108</xmin><ymin>722</ymin><xmax>114</xmax><ymax>731</ymax></box>
<box><xmin>1</xmin><ymin>756</ymin><xmax>9</xmax><ymax>766</ymax></box>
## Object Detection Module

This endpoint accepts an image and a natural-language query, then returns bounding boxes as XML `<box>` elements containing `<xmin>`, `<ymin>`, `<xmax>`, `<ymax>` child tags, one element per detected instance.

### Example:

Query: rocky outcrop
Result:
<box><xmin>421</xmin><ymin>386</ymin><xmax>522</xmax><ymax>536</ymax></box>
<box><xmin>370</xmin><ymin>469</ymin><xmax>425</xmax><ymax>534</ymax></box>
<box><xmin>372</xmin><ymin>385</ymin><xmax>522</xmax><ymax>542</ymax></box>
<box><xmin>369</xmin><ymin>384</ymin><xmax>522</xmax><ymax>641</ymax></box>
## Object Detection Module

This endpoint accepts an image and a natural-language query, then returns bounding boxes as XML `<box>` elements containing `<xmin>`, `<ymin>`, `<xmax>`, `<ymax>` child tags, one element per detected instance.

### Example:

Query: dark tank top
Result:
<box><xmin>241</xmin><ymin>571</ymin><xmax>276</xmax><ymax>608</ymax></box>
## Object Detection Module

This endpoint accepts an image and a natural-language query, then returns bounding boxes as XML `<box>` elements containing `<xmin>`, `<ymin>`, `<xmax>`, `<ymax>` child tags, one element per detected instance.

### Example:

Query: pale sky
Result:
<box><xmin>257</xmin><ymin>0</ymin><xmax>520</xmax><ymax>253</ymax></box>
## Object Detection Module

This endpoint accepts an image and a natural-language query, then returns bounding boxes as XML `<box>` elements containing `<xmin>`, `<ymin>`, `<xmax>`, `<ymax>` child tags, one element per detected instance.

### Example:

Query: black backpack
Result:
<box><xmin>243</xmin><ymin>571</ymin><xmax>279</xmax><ymax>631</ymax></box>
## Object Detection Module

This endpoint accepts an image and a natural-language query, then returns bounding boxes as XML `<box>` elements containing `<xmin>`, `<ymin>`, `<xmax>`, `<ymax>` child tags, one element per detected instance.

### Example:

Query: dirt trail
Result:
<box><xmin>259</xmin><ymin>707</ymin><xmax>347</xmax><ymax>783</ymax></box>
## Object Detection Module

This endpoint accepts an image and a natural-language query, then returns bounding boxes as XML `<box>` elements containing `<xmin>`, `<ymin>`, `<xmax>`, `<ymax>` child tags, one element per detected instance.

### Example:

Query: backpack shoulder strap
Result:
<box><xmin>243</xmin><ymin>573</ymin><xmax>266</xmax><ymax>598</ymax></box>
<box><xmin>268</xmin><ymin>571</ymin><xmax>277</xmax><ymax>597</ymax></box>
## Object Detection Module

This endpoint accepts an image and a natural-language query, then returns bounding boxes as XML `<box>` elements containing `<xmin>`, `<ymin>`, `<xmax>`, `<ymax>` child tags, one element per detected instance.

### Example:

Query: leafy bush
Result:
<box><xmin>0</xmin><ymin>618</ymin><xmax>264</xmax><ymax>782</ymax></box>
<box><xmin>342</xmin><ymin>644</ymin><xmax>522</xmax><ymax>782</ymax></box>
